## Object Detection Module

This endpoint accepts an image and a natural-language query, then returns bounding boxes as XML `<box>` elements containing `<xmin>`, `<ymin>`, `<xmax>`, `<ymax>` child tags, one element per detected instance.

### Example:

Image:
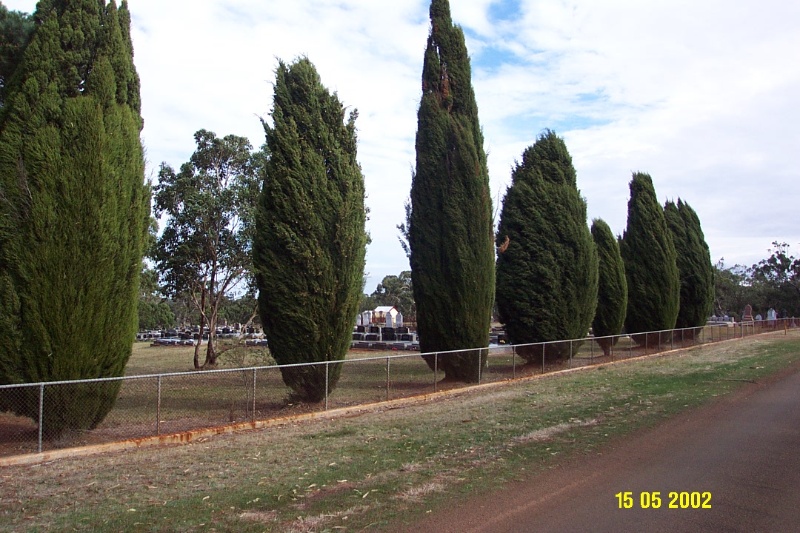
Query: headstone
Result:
<box><xmin>742</xmin><ymin>304</ymin><xmax>754</xmax><ymax>323</ymax></box>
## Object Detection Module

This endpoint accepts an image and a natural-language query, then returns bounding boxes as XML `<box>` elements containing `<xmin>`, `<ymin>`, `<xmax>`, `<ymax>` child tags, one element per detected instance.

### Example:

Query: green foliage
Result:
<box><xmin>591</xmin><ymin>218</ymin><xmax>627</xmax><ymax>355</ymax></box>
<box><xmin>0</xmin><ymin>3</ymin><xmax>34</xmax><ymax>106</ymax></box>
<box><xmin>495</xmin><ymin>130</ymin><xmax>598</xmax><ymax>362</ymax></box>
<box><xmin>664</xmin><ymin>199</ymin><xmax>714</xmax><ymax>330</ymax></box>
<box><xmin>359</xmin><ymin>293</ymin><xmax>379</xmax><ymax>313</ymax></box>
<box><xmin>254</xmin><ymin>57</ymin><xmax>368</xmax><ymax>402</ymax></box>
<box><xmin>712</xmin><ymin>260</ymin><xmax>751</xmax><ymax>318</ymax></box>
<box><xmin>619</xmin><ymin>173</ymin><xmax>680</xmax><ymax>344</ymax></box>
<box><xmin>750</xmin><ymin>242</ymin><xmax>800</xmax><ymax>316</ymax></box>
<box><xmin>217</xmin><ymin>293</ymin><xmax>259</xmax><ymax>328</ymax></box>
<box><xmin>138</xmin><ymin>267</ymin><xmax>175</xmax><ymax>331</ymax></box>
<box><xmin>153</xmin><ymin>130</ymin><xmax>260</xmax><ymax>369</ymax></box>
<box><xmin>370</xmin><ymin>271</ymin><xmax>415</xmax><ymax>319</ymax></box>
<box><xmin>407</xmin><ymin>0</ymin><xmax>495</xmax><ymax>381</ymax></box>
<box><xmin>0</xmin><ymin>1</ymin><xmax>148</xmax><ymax>437</ymax></box>
<box><xmin>714</xmin><ymin>245</ymin><xmax>800</xmax><ymax>320</ymax></box>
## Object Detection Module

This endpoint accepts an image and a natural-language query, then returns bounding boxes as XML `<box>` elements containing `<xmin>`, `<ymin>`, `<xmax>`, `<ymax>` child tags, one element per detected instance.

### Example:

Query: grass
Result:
<box><xmin>0</xmin><ymin>331</ymin><xmax>798</xmax><ymax>531</ymax></box>
<box><xmin>0</xmin><ymin>325</ymin><xmax>777</xmax><ymax>455</ymax></box>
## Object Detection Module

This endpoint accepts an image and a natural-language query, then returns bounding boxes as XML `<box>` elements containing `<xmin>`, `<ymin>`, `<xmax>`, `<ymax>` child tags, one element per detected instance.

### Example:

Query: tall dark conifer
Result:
<box><xmin>407</xmin><ymin>0</ymin><xmax>494</xmax><ymax>381</ymax></box>
<box><xmin>591</xmin><ymin>218</ymin><xmax>627</xmax><ymax>355</ymax></box>
<box><xmin>664</xmin><ymin>199</ymin><xmax>714</xmax><ymax>331</ymax></box>
<box><xmin>254</xmin><ymin>58</ymin><xmax>367</xmax><ymax>402</ymax></box>
<box><xmin>0</xmin><ymin>1</ymin><xmax>148</xmax><ymax>437</ymax></box>
<box><xmin>619</xmin><ymin>173</ymin><xmax>679</xmax><ymax>344</ymax></box>
<box><xmin>495</xmin><ymin>131</ymin><xmax>598</xmax><ymax>361</ymax></box>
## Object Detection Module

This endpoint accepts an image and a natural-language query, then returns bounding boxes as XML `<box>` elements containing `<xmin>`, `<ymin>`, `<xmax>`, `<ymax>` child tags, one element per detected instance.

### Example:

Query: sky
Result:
<box><xmin>6</xmin><ymin>0</ymin><xmax>800</xmax><ymax>293</ymax></box>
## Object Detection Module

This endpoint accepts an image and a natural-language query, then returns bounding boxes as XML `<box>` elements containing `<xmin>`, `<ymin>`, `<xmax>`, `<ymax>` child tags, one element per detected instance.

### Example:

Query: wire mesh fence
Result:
<box><xmin>0</xmin><ymin>318</ymin><xmax>795</xmax><ymax>457</ymax></box>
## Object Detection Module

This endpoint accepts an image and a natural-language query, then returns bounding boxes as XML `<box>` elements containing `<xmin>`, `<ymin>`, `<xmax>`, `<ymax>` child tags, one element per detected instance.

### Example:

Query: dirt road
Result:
<box><xmin>414</xmin><ymin>361</ymin><xmax>800</xmax><ymax>532</ymax></box>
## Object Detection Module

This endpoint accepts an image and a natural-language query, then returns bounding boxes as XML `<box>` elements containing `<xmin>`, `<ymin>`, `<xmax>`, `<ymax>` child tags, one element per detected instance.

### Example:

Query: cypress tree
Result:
<box><xmin>495</xmin><ymin>130</ymin><xmax>598</xmax><ymax>362</ymax></box>
<box><xmin>0</xmin><ymin>1</ymin><xmax>148</xmax><ymax>437</ymax></box>
<box><xmin>664</xmin><ymin>199</ymin><xmax>714</xmax><ymax>332</ymax></box>
<box><xmin>619</xmin><ymin>173</ymin><xmax>679</xmax><ymax>345</ymax></box>
<box><xmin>590</xmin><ymin>218</ymin><xmax>627</xmax><ymax>355</ymax></box>
<box><xmin>254</xmin><ymin>58</ymin><xmax>367</xmax><ymax>402</ymax></box>
<box><xmin>407</xmin><ymin>0</ymin><xmax>494</xmax><ymax>381</ymax></box>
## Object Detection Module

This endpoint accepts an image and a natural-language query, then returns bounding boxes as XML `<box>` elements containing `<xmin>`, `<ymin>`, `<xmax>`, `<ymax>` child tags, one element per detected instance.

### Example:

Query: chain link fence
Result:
<box><xmin>0</xmin><ymin>319</ymin><xmax>794</xmax><ymax>457</ymax></box>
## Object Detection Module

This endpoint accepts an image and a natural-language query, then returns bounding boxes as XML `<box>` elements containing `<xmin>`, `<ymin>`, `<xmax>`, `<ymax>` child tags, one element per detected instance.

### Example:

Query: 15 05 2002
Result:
<box><xmin>615</xmin><ymin>491</ymin><xmax>712</xmax><ymax>509</ymax></box>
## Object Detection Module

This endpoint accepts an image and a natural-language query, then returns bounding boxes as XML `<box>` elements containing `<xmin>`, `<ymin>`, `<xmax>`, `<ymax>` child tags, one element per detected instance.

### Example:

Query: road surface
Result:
<box><xmin>414</xmin><ymin>361</ymin><xmax>800</xmax><ymax>532</ymax></box>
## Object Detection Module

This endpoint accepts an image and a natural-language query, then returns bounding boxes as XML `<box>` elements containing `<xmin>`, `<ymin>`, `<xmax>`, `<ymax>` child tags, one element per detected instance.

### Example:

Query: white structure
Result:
<box><xmin>373</xmin><ymin>306</ymin><xmax>400</xmax><ymax>327</ymax></box>
<box><xmin>357</xmin><ymin>310</ymin><xmax>373</xmax><ymax>326</ymax></box>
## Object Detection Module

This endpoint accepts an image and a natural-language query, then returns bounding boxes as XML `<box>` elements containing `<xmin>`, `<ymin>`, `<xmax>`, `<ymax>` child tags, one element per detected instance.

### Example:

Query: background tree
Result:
<box><xmin>0</xmin><ymin>1</ymin><xmax>148</xmax><ymax>437</ymax></box>
<box><xmin>138</xmin><ymin>267</ymin><xmax>176</xmax><ymax>331</ymax></box>
<box><xmin>0</xmin><ymin>3</ymin><xmax>33</xmax><ymax>106</ymax></box>
<box><xmin>713</xmin><ymin>259</ymin><xmax>756</xmax><ymax>319</ymax></box>
<box><xmin>406</xmin><ymin>0</ymin><xmax>495</xmax><ymax>381</ymax></box>
<box><xmin>664</xmin><ymin>199</ymin><xmax>714</xmax><ymax>332</ymax></box>
<box><xmin>218</xmin><ymin>293</ymin><xmax>260</xmax><ymax>331</ymax></box>
<box><xmin>254</xmin><ymin>57</ymin><xmax>368</xmax><ymax>402</ymax></box>
<box><xmin>153</xmin><ymin>130</ymin><xmax>260</xmax><ymax>369</ymax></box>
<box><xmin>619</xmin><ymin>173</ymin><xmax>680</xmax><ymax>344</ymax></box>
<box><xmin>750</xmin><ymin>242</ymin><xmax>800</xmax><ymax>317</ymax></box>
<box><xmin>495</xmin><ymin>130</ymin><xmax>598</xmax><ymax>362</ymax></box>
<box><xmin>359</xmin><ymin>293</ymin><xmax>379</xmax><ymax>313</ymax></box>
<box><xmin>591</xmin><ymin>218</ymin><xmax>627</xmax><ymax>355</ymax></box>
<box><xmin>370</xmin><ymin>271</ymin><xmax>415</xmax><ymax>320</ymax></box>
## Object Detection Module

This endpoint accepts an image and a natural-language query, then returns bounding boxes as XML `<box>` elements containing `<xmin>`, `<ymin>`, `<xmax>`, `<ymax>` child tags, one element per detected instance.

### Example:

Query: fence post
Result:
<box><xmin>569</xmin><ymin>340</ymin><xmax>573</xmax><ymax>368</ymax></box>
<box><xmin>324</xmin><ymin>362</ymin><xmax>329</xmax><ymax>411</ymax></box>
<box><xmin>478</xmin><ymin>348</ymin><xmax>482</xmax><ymax>385</ymax></box>
<box><xmin>252</xmin><ymin>368</ymin><xmax>257</xmax><ymax>423</ymax></box>
<box><xmin>38</xmin><ymin>383</ymin><xmax>44</xmax><ymax>453</ymax></box>
<box><xmin>156</xmin><ymin>375</ymin><xmax>162</xmax><ymax>436</ymax></box>
<box><xmin>386</xmin><ymin>356</ymin><xmax>391</xmax><ymax>402</ymax></box>
<box><xmin>434</xmin><ymin>353</ymin><xmax>438</xmax><ymax>393</ymax></box>
<box><xmin>512</xmin><ymin>346</ymin><xmax>516</xmax><ymax>379</ymax></box>
<box><xmin>541</xmin><ymin>344</ymin><xmax>545</xmax><ymax>375</ymax></box>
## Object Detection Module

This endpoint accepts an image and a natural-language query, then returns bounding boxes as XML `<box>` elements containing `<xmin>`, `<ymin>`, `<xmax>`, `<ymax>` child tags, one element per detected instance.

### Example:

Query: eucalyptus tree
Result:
<box><xmin>153</xmin><ymin>130</ymin><xmax>261</xmax><ymax>369</ymax></box>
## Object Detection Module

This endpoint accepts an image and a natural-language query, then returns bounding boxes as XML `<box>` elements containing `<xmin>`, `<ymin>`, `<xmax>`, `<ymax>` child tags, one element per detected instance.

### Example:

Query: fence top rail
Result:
<box><xmin>0</xmin><ymin>322</ymin><xmax>780</xmax><ymax>391</ymax></box>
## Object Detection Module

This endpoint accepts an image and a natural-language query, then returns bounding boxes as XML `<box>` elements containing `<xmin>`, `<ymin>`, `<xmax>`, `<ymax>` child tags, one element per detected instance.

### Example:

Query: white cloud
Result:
<box><xmin>5</xmin><ymin>0</ymin><xmax>800</xmax><ymax>287</ymax></box>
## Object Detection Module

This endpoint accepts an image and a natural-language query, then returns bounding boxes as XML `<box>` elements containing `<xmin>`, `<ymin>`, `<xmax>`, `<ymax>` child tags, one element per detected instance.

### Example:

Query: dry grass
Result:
<box><xmin>0</xmin><ymin>333</ymin><xmax>797</xmax><ymax>532</ymax></box>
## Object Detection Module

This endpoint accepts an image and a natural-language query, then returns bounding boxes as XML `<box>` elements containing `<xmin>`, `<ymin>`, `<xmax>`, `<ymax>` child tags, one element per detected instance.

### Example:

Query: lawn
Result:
<box><xmin>0</xmin><ymin>325</ymin><xmax>761</xmax><ymax>456</ymax></box>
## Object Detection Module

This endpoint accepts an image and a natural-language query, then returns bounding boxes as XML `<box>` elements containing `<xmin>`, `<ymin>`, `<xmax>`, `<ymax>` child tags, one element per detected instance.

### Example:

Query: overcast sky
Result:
<box><xmin>7</xmin><ymin>0</ymin><xmax>800</xmax><ymax>292</ymax></box>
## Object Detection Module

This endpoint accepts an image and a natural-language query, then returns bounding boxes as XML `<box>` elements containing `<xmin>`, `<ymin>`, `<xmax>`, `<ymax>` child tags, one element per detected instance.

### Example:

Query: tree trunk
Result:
<box><xmin>242</xmin><ymin>301</ymin><xmax>259</xmax><ymax>333</ymax></box>
<box><xmin>203</xmin><ymin>299</ymin><xmax>218</xmax><ymax>368</ymax></box>
<box><xmin>194</xmin><ymin>289</ymin><xmax>207</xmax><ymax>370</ymax></box>
<box><xmin>204</xmin><ymin>330</ymin><xmax>217</xmax><ymax>368</ymax></box>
